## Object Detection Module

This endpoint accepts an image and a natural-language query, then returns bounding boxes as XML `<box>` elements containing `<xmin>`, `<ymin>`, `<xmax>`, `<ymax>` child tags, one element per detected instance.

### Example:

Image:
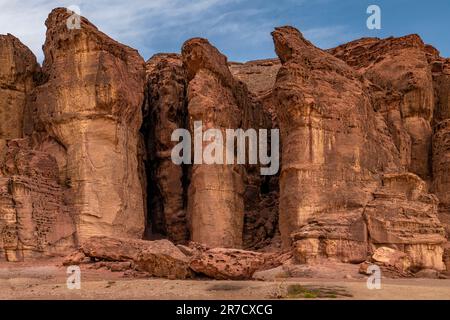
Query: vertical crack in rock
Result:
<box><xmin>229</xmin><ymin>59</ymin><xmax>281</xmax><ymax>250</ymax></box>
<box><xmin>143</xmin><ymin>53</ymin><xmax>189</xmax><ymax>243</ymax></box>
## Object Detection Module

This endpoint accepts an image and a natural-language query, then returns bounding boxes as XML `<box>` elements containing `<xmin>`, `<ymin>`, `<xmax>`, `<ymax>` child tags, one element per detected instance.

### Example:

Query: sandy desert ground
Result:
<box><xmin>0</xmin><ymin>259</ymin><xmax>449</xmax><ymax>300</ymax></box>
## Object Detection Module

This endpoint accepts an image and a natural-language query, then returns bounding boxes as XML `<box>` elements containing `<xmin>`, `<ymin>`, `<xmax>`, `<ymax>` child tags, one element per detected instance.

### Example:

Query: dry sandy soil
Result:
<box><xmin>0</xmin><ymin>259</ymin><xmax>449</xmax><ymax>300</ymax></box>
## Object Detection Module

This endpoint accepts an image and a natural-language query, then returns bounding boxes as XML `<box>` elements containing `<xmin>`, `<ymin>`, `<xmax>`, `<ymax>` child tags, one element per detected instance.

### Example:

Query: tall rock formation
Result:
<box><xmin>181</xmin><ymin>38</ymin><xmax>247</xmax><ymax>248</ymax></box>
<box><xmin>0</xmin><ymin>34</ymin><xmax>75</xmax><ymax>261</ymax></box>
<box><xmin>329</xmin><ymin>35</ymin><xmax>435</xmax><ymax>180</ymax></box>
<box><xmin>428</xmin><ymin>48</ymin><xmax>450</xmax><ymax>270</ymax></box>
<box><xmin>271</xmin><ymin>27</ymin><xmax>400</xmax><ymax>260</ymax></box>
<box><xmin>35</xmin><ymin>8</ymin><xmax>146</xmax><ymax>242</ymax></box>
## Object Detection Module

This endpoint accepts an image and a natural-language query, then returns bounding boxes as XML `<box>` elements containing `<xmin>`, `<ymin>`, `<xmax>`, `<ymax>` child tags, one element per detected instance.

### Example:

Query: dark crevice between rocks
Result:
<box><xmin>140</xmin><ymin>65</ymin><xmax>190</xmax><ymax>243</ymax></box>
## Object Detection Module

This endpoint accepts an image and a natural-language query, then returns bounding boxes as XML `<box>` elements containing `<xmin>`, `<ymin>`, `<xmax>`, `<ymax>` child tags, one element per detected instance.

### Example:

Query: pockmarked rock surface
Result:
<box><xmin>0</xmin><ymin>33</ymin><xmax>75</xmax><ymax>261</ymax></box>
<box><xmin>0</xmin><ymin>139</ymin><xmax>76</xmax><ymax>261</ymax></box>
<box><xmin>1</xmin><ymin>8</ymin><xmax>449</xmax><ymax>276</ymax></box>
<box><xmin>189</xmin><ymin>247</ymin><xmax>281</xmax><ymax>280</ymax></box>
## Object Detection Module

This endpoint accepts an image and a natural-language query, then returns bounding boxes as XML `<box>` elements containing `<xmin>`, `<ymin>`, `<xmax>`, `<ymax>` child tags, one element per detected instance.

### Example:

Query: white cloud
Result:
<box><xmin>0</xmin><ymin>0</ymin><xmax>244</xmax><ymax>62</ymax></box>
<box><xmin>0</xmin><ymin>0</ymin><xmax>350</xmax><ymax>63</ymax></box>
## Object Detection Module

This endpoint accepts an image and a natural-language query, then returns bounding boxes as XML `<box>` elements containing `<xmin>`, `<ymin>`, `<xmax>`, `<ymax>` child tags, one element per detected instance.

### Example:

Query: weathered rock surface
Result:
<box><xmin>0</xmin><ymin>139</ymin><xmax>76</xmax><ymax>261</ymax></box>
<box><xmin>229</xmin><ymin>60</ymin><xmax>280</xmax><ymax>250</ymax></box>
<box><xmin>329</xmin><ymin>35</ymin><xmax>435</xmax><ymax>180</ymax></box>
<box><xmin>371</xmin><ymin>247</ymin><xmax>412</xmax><ymax>272</ymax></box>
<box><xmin>428</xmin><ymin>53</ymin><xmax>450</xmax><ymax>249</ymax></box>
<box><xmin>271</xmin><ymin>27</ymin><xmax>400</xmax><ymax>261</ymax></box>
<box><xmin>181</xmin><ymin>38</ymin><xmax>248</xmax><ymax>248</ymax></box>
<box><xmin>365</xmin><ymin>173</ymin><xmax>446</xmax><ymax>270</ymax></box>
<box><xmin>1</xmin><ymin>8</ymin><xmax>449</xmax><ymax>275</ymax></box>
<box><xmin>0</xmin><ymin>34</ymin><xmax>39</xmax><ymax>139</ymax></box>
<box><xmin>78</xmin><ymin>236</ymin><xmax>191</xmax><ymax>279</ymax></box>
<box><xmin>229</xmin><ymin>59</ymin><xmax>280</xmax><ymax>123</ymax></box>
<box><xmin>35</xmin><ymin>8</ymin><xmax>146</xmax><ymax>242</ymax></box>
<box><xmin>0</xmin><ymin>33</ymin><xmax>75</xmax><ymax>261</ymax></box>
<box><xmin>189</xmin><ymin>247</ymin><xmax>282</xmax><ymax>280</ymax></box>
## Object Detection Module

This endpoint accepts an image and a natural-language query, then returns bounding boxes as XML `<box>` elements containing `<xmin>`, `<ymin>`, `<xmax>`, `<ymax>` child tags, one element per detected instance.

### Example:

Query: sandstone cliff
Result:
<box><xmin>35</xmin><ymin>8</ymin><xmax>146</xmax><ymax>242</ymax></box>
<box><xmin>0</xmin><ymin>8</ymin><xmax>448</xmax><ymax>274</ymax></box>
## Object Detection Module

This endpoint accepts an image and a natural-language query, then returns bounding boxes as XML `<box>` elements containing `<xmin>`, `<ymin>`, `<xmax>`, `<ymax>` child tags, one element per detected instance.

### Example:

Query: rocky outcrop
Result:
<box><xmin>75</xmin><ymin>236</ymin><xmax>192</xmax><ymax>279</ymax></box>
<box><xmin>428</xmin><ymin>54</ymin><xmax>450</xmax><ymax>244</ymax></box>
<box><xmin>35</xmin><ymin>8</ymin><xmax>146</xmax><ymax>242</ymax></box>
<box><xmin>1</xmin><ymin>8</ymin><xmax>449</xmax><ymax>275</ymax></box>
<box><xmin>329</xmin><ymin>35</ymin><xmax>435</xmax><ymax>180</ymax></box>
<box><xmin>365</xmin><ymin>173</ymin><xmax>446</xmax><ymax>270</ymax></box>
<box><xmin>0</xmin><ymin>34</ymin><xmax>39</xmax><ymax>139</ymax></box>
<box><xmin>271</xmin><ymin>27</ymin><xmax>400</xmax><ymax>259</ymax></box>
<box><xmin>189</xmin><ymin>247</ymin><xmax>283</xmax><ymax>280</ymax></box>
<box><xmin>0</xmin><ymin>34</ymin><xmax>75</xmax><ymax>261</ymax></box>
<box><xmin>371</xmin><ymin>247</ymin><xmax>412</xmax><ymax>272</ymax></box>
<box><xmin>0</xmin><ymin>139</ymin><xmax>76</xmax><ymax>261</ymax></box>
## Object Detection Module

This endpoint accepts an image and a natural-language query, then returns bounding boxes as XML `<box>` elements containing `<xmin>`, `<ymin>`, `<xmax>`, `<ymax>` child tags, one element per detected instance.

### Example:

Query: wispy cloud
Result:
<box><xmin>0</xmin><ymin>0</ymin><xmax>351</xmax><ymax>63</ymax></box>
<box><xmin>0</xmin><ymin>0</ymin><xmax>259</xmax><ymax>62</ymax></box>
<box><xmin>303</xmin><ymin>26</ymin><xmax>358</xmax><ymax>49</ymax></box>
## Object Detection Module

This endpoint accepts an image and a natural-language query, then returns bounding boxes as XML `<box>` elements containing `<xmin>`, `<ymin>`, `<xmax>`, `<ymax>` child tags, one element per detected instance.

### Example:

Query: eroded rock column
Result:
<box><xmin>272</xmin><ymin>27</ymin><xmax>400</xmax><ymax>260</ymax></box>
<box><xmin>431</xmin><ymin>57</ymin><xmax>450</xmax><ymax>270</ymax></box>
<box><xmin>182</xmin><ymin>38</ymin><xmax>245</xmax><ymax>248</ymax></box>
<box><xmin>36</xmin><ymin>9</ymin><xmax>146</xmax><ymax>242</ymax></box>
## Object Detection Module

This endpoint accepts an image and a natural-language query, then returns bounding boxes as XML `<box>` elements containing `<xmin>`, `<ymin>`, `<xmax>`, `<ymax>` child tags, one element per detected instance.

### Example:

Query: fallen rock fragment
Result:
<box><xmin>371</xmin><ymin>247</ymin><xmax>412</xmax><ymax>272</ymax></box>
<box><xmin>189</xmin><ymin>248</ymin><xmax>284</xmax><ymax>280</ymax></box>
<box><xmin>62</xmin><ymin>251</ymin><xmax>88</xmax><ymax>266</ymax></box>
<box><xmin>134</xmin><ymin>241</ymin><xmax>192</xmax><ymax>279</ymax></box>
<box><xmin>189</xmin><ymin>248</ymin><xmax>265</xmax><ymax>280</ymax></box>
<box><xmin>65</xmin><ymin>236</ymin><xmax>191</xmax><ymax>279</ymax></box>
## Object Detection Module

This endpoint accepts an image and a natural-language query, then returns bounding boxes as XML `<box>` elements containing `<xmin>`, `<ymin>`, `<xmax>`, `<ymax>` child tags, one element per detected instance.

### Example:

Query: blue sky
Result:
<box><xmin>1</xmin><ymin>0</ymin><xmax>449</xmax><ymax>63</ymax></box>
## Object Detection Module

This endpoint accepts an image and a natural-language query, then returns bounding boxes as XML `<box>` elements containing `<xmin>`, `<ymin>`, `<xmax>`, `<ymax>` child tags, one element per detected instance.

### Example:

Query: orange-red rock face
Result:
<box><xmin>181</xmin><ymin>38</ymin><xmax>246</xmax><ymax>248</ymax></box>
<box><xmin>35</xmin><ymin>8</ymin><xmax>146</xmax><ymax>242</ymax></box>
<box><xmin>271</xmin><ymin>27</ymin><xmax>400</xmax><ymax>257</ymax></box>
<box><xmin>329</xmin><ymin>35</ymin><xmax>435</xmax><ymax>180</ymax></box>
<box><xmin>0</xmin><ymin>8</ymin><xmax>449</xmax><ymax>273</ymax></box>
<box><xmin>0</xmin><ymin>33</ymin><xmax>75</xmax><ymax>261</ymax></box>
<box><xmin>0</xmin><ymin>34</ymin><xmax>38</xmax><ymax>139</ymax></box>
